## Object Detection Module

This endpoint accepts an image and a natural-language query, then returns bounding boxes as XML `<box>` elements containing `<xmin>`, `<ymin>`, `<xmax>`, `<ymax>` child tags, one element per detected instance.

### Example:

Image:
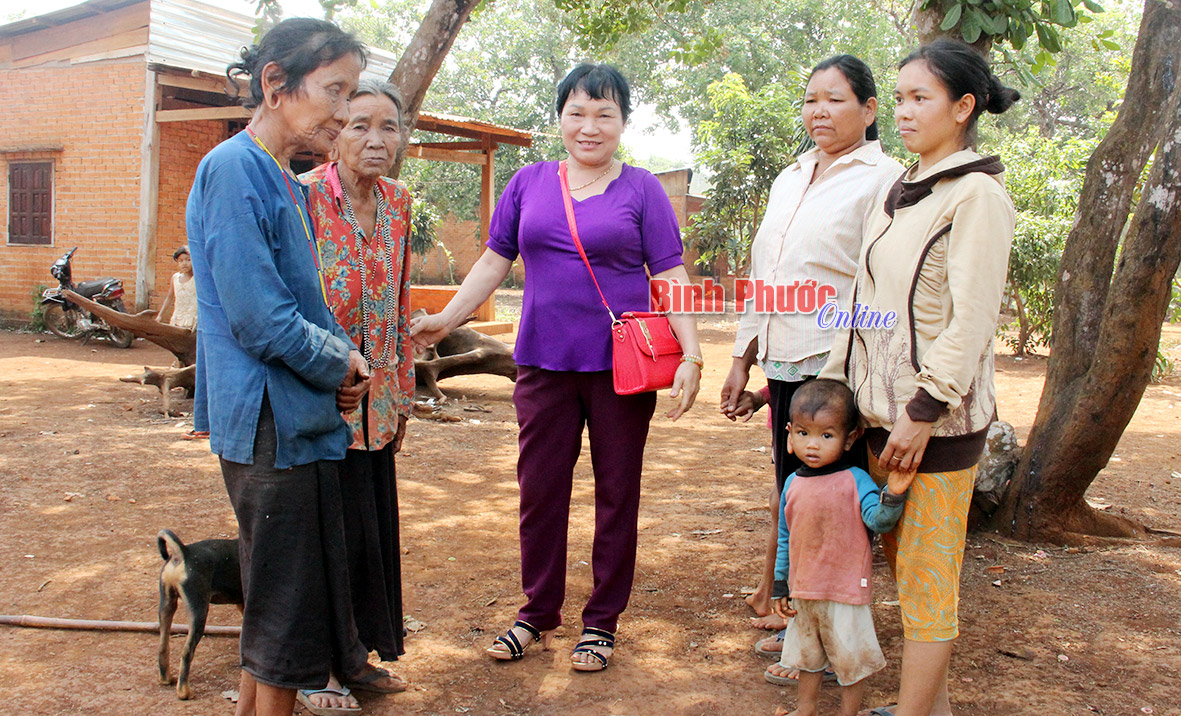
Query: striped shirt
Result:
<box><xmin>733</xmin><ymin>140</ymin><xmax>903</xmax><ymax>368</ymax></box>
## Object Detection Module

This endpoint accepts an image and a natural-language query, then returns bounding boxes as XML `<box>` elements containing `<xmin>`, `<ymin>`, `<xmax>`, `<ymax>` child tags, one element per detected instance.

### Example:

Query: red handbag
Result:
<box><xmin>558</xmin><ymin>161</ymin><xmax>683</xmax><ymax>395</ymax></box>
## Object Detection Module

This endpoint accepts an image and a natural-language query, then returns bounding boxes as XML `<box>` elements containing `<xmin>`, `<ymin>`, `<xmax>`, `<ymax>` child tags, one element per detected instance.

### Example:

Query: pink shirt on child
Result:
<box><xmin>774</xmin><ymin>464</ymin><xmax>905</xmax><ymax>605</ymax></box>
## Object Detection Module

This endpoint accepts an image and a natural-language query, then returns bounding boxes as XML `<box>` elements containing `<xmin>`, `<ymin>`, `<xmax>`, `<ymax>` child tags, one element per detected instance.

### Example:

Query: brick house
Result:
<box><xmin>0</xmin><ymin>0</ymin><xmax>531</xmax><ymax>325</ymax></box>
<box><xmin>653</xmin><ymin>167</ymin><xmax>713</xmax><ymax>277</ymax></box>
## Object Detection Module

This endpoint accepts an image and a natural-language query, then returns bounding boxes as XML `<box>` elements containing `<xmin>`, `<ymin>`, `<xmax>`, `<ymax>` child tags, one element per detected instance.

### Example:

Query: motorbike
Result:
<box><xmin>40</xmin><ymin>247</ymin><xmax>134</xmax><ymax>348</ymax></box>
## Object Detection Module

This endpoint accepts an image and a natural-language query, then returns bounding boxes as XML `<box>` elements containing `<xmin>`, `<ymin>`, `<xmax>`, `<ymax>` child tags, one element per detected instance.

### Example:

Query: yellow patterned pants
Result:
<box><xmin>867</xmin><ymin>449</ymin><xmax>976</xmax><ymax>642</ymax></box>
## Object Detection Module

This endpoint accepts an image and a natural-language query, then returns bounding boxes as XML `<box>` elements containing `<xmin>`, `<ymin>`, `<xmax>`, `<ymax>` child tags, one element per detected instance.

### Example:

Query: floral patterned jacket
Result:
<box><xmin>301</xmin><ymin>162</ymin><xmax>414</xmax><ymax>451</ymax></box>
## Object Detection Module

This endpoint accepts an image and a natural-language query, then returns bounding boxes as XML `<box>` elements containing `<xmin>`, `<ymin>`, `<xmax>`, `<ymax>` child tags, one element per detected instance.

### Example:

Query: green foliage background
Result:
<box><xmin>334</xmin><ymin>0</ymin><xmax>1141</xmax><ymax>349</ymax></box>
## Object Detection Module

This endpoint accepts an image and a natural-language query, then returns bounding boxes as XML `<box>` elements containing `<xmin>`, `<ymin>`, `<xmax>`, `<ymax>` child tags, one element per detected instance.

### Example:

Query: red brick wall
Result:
<box><xmin>0</xmin><ymin>59</ymin><xmax>145</xmax><ymax>323</ymax></box>
<box><xmin>411</xmin><ymin>214</ymin><xmax>526</xmax><ymax>286</ymax></box>
<box><xmin>153</xmin><ymin>120</ymin><xmax>226</xmax><ymax>304</ymax></box>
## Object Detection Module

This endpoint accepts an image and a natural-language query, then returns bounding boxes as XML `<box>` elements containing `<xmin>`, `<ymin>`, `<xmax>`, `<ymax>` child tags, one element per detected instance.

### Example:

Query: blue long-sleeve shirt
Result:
<box><xmin>187</xmin><ymin>131</ymin><xmax>353</xmax><ymax>469</ymax></box>
<box><xmin>772</xmin><ymin>462</ymin><xmax>906</xmax><ymax>603</ymax></box>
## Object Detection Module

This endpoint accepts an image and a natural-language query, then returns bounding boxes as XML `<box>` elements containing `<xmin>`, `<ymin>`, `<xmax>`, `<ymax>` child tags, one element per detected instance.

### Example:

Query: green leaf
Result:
<box><xmin>961</xmin><ymin>8</ymin><xmax>983</xmax><ymax>42</ymax></box>
<box><xmin>1051</xmin><ymin>0</ymin><xmax>1075</xmax><ymax>25</ymax></box>
<box><xmin>1011</xmin><ymin>21</ymin><xmax>1027</xmax><ymax>49</ymax></box>
<box><xmin>941</xmin><ymin>3</ymin><xmax>963</xmax><ymax>30</ymax></box>
<box><xmin>987</xmin><ymin>12</ymin><xmax>1008</xmax><ymax>34</ymax></box>
<box><xmin>1101</xmin><ymin>39</ymin><xmax>1120</xmax><ymax>50</ymax></box>
<box><xmin>1034</xmin><ymin>22</ymin><xmax>1062</xmax><ymax>52</ymax></box>
<box><xmin>1082</xmin><ymin>0</ymin><xmax>1104</xmax><ymax>12</ymax></box>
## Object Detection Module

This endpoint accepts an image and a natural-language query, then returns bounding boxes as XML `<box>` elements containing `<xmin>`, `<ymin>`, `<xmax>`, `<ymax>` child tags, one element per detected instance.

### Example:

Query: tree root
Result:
<box><xmin>1000</xmin><ymin>502</ymin><xmax>1147</xmax><ymax>546</ymax></box>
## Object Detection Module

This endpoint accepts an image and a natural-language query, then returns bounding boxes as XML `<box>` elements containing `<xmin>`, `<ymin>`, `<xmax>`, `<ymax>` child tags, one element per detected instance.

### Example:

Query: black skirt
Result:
<box><xmin>340</xmin><ymin>442</ymin><xmax>405</xmax><ymax>660</ymax></box>
<box><xmin>220</xmin><ymin>399</ymin><xmax>369</xmax><ymax>689</ymax></box>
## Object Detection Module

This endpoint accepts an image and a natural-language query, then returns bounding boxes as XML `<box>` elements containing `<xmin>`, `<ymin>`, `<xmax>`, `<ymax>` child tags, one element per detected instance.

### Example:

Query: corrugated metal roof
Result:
<box><xmin>147</xmin><ymin>0</ymin><xmax>397</xmax><ymax>80</ymax></box>
<box><xmin>0</xmin><ymin>0</ymin><xmax>397</xmax><ymax>78</ymax></box>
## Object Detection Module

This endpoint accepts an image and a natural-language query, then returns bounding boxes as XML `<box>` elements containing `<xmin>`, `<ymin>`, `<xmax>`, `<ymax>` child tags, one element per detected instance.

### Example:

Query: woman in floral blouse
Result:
<box><xmin>301</xmin><ymin>78</ymin><xmax>414</xmax><ymax>710</ymax></box>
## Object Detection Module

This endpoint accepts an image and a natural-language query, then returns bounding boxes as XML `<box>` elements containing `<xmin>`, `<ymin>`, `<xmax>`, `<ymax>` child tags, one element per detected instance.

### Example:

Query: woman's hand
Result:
<box><xmin>336</xmin><ymin>350</ymin><xmax>370</xmax><ymax>414</ymax></box>
<box><xmin>393</xmin><ymin>414</ymin><xmax>408</xmax><ymax>453</ymax></box>
<box><xmin>409</xmin><ymin>313</ymin><xmax>452</xmax><ymax>352</ymax></box>
<box><xmin>719</xmin><ymin>358</ymin><xmax>751</xmax><ymax>421</ymax></box>
<box><xmin>878</xmin><ymin>412</ymin><xmax>933</xmax><ymax>473</ymax></box>
<box><xmin>666</xmin><ymin>361</ymin><xmax>700</xmax><ymax>421</ymax></box>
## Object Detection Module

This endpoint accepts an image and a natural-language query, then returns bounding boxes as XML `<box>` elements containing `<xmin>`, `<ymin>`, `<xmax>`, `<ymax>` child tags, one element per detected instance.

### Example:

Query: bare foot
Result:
<box><xmin>746</xmin><ymin>589</ymin><xmax>772</xmax><ymax>617</ymax></box>
<box><xmin>751</xmin><ymin>613</ymin><xmax>788</xmax><ymax>630</ymax></box>
<box><xmin>343</xmin><ymin>663</ymin><xmax>406</xmax><ymax>693</ymax></box>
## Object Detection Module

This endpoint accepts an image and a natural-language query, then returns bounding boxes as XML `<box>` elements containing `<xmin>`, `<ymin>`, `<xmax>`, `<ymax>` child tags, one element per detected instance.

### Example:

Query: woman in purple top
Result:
<box><xmin>412</xmin><ymin>64</ymin><xmax>702</xmax><ymax>672</ymax></box>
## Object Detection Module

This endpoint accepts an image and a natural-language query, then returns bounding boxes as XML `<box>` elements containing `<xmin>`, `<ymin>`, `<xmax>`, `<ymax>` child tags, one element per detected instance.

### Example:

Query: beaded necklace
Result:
<box><xmin>339</xmin><ymin>180</ymin><xmax>395</xmax><ymax>370</ymax></box>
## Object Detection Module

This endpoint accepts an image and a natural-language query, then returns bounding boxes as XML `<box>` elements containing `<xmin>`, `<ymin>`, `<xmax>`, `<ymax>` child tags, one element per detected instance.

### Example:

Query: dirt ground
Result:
<box><xmin>1</xmin><ymin>320</ymin><xmax>1180</xmax><ymax>716</ymax></box>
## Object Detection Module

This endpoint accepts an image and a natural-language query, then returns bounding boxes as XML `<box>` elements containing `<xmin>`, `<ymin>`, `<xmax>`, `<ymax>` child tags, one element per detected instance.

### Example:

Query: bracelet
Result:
<box><xmin>680</xmin><ymin>354</ymin><xmax>704</xmax><ymax>369</ymax></box>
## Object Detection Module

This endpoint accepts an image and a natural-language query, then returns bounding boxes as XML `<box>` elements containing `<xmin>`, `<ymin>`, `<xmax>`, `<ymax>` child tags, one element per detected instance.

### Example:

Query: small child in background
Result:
<box><xmin>156</xmin><ymin>246</ymin><xmax>197</xmax><ymax>330</ymax></box>
<box><xmin>769</xmin><ymin>379</ymin><xmax>913</xmax><ymax>716</ymax></box>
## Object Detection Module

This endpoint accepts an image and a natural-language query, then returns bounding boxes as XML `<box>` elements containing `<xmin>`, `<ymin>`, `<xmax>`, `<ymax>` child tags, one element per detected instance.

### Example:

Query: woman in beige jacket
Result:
<box><xmin>821</xmin><ymin>38</ymin><xmax>1019</xmax><ymax>716</ymax></box>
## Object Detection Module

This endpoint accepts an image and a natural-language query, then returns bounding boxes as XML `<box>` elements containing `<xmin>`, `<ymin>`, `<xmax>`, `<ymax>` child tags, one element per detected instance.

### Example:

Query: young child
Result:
<box><xmin>156</xmin><ymin>246</ymin><xmax>197</xmax><ymax>330</ymax></box>
<box><xmin>769</xmin><ymin>378</ymin><xmax>913</xmax><ymax>716</ymax></box>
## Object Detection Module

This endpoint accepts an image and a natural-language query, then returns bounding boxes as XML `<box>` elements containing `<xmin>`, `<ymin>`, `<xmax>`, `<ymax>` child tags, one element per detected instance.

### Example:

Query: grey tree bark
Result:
<box><xmin>993</xmin><ymin>0</ymin><xmax>1181</xmax><ymax>540</ymax></box>
<box><xmin>387</xmin><ymin>0</ymin><xmax>484</xmax><ymax>177</ymax></box>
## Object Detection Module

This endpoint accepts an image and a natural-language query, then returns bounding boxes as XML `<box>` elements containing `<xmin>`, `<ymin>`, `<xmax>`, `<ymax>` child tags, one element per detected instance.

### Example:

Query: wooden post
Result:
<box><xmin>478</xmin><ymin>135</ymin><xmax>496</xmax><ymax>248</ymax></box>
<box><xmin>134</xmin><ymin>69</ymin><xmax>162</xmax><ymax>311</ymax></box>
<box><xmin>477</xmin><ymin>136</ymin><xmax>497</xmax><ymax>320</ymax></box>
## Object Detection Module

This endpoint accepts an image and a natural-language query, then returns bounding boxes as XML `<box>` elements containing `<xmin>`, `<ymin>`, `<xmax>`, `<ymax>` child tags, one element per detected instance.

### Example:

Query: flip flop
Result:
<box><xmin>763</xmin><ymin>665</ymin><xmax>839</xmax><ymax>685</ymax></box>
<box><xmin>866</xmin><ymin>707</ymin><xmax>897</xmax><ymax>716</ymax></box>
<box><xmin>753</xmin><ymin>629</ymin><xmax>785</xmax><ymax>658</ymax></box>
<box><xmin>297</xmin><ymin>686</ymin><xmax>360</xmax><ymax>716</ymax></box>
<box><xmin>342</xmin><ymin>665</ymin><xmax>406</xmax><ymax>694</ymax></box>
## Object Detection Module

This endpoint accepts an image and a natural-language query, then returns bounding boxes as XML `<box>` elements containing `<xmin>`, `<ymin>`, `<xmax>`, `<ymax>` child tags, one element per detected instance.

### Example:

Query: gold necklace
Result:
<box><xmin>568</xmin><ymin>160</ymin><xmax>615</xmax><ymax>192</ymax></box>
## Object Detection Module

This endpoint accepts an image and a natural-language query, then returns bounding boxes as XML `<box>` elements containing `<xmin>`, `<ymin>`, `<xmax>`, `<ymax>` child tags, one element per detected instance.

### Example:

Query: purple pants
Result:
<box><xmin>513</xmin><ymin>366</ymin><xmax>657</xmax><ymax>633</ymax></box>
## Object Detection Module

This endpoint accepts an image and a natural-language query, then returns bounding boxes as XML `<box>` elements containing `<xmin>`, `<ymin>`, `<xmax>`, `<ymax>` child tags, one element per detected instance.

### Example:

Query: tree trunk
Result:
<box><xmin>910</xmin><ymin>0</ymin><xmax>992</xmax><ymax>52</ymax></box>
<box><xmin>387</xmin><ymin>0</ymin><xmax>485</xmax><ymax>177</ymax></box>
<box><xmin>992</xmin><ymin>0</ymin><xmax>1181</xmax><ymax>541</ymax></box>
<box><xmin>1013</xmin><ymin>291</ymin><xmax>1029</xmax><ymax>357</ymax></box>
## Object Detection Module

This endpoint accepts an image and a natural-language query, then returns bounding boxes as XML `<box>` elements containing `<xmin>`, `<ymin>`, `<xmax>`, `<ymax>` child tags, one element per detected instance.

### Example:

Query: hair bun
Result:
<box><xmin>238</xmin><ymin>45</ymin><xmax>260</xmax><ymax>74</ymax></box>
<box><xmin>986</xmin><ymin>75</ymin><xmax>1020</xmax><ymax>114</ymax></box>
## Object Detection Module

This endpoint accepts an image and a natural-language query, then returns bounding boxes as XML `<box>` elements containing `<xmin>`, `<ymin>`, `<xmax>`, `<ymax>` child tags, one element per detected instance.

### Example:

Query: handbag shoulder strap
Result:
<box><xmin>558</xmin><ymin>161</ymin><xmax>618</xmax><ymax>323</ymax></box>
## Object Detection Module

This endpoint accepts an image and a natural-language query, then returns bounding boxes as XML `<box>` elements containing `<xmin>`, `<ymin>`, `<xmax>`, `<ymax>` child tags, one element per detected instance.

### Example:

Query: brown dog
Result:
<box><xmin>157</xmin><ymin>529</ymin><xmax>242</xmax><ymax>699</ymax></box>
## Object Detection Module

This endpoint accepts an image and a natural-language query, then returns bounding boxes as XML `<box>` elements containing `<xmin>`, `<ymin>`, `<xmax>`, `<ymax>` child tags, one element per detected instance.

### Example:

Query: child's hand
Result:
<box><xmin>724</xmin><ymin>389</ymin><xmax>766</xmax><ymax>422</ymax></box>
<box><xmin>886</xmin><ymin>469</ymin><xmax>916</xmax><ymax>496</ymax></box>
<box><xmin>772</xmin><ymin>597</ymin><xmax>796</xmax><ymax>619</ymax></box>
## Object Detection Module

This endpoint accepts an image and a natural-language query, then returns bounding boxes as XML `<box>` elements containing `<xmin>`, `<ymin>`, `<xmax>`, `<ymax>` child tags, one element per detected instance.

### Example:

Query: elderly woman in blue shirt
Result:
<box><xmin>186</xmin><ymin>19</ymin><xmax>397</xmax><ymax>716</ymax></box>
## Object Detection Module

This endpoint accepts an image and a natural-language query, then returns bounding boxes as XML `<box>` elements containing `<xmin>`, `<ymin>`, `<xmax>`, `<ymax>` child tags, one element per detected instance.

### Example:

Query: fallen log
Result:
<box><xmin>414</xmin><ymin>314</ymin><xmax>517</xmax><ymax>400</ymax></box>
<box><xmin>63</xmin><ymin>290</ymin><xmax>196</xmax><ymax>366</ymax></box>
<box><xmin>121</xmin><ymin>365</ymin><xmax>197</xmax><ymax>416</ymax></box>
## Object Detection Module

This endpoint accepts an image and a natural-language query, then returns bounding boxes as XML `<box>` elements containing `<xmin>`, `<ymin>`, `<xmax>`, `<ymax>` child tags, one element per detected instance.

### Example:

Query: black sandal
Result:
<box><xmin>570</xmin><ymin>627</ymin><xmax>615</xmax><ymax>672</ymax></box>
<box><xmin>486</xmin><ymin>620</ymin><xmax>554</xmax><ymax>660</ymax></box>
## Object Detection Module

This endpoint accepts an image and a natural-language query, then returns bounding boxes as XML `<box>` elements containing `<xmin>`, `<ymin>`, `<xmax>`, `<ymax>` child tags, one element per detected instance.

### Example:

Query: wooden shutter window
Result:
<box><xmin>8</xmin><ymin>161</ymin><xmax>53</xmax><ymax>245</ymax></box>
